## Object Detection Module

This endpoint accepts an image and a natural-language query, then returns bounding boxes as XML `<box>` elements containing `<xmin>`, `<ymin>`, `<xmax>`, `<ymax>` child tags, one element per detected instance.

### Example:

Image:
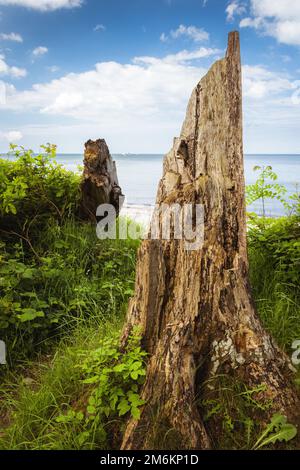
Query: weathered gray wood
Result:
<box><xmin>121</xmin><ymin>32</ymin><xmax>300</xmax><ymax>450</ymax></box>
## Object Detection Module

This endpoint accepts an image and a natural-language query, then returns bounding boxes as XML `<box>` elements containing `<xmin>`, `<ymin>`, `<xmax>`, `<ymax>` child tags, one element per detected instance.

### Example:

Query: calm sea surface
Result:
<box><xmin>2</xmin><ymin>153</ymin><xmax>298</xmax><ymax>216</ymax></box>
<box><xmin>55</xmin><ymin>153</ymin><xmax>300</xmax><ymax>216</ymax></box>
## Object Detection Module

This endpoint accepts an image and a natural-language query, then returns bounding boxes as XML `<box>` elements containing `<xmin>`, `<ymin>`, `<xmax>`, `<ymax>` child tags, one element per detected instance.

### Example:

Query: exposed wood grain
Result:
<box><xmin>121</xmin><ymin>32</ymin><xmax>300</xmax><ymax>450</ymax></box>
<box><xmin>80</xmin><ymin>139</ymin><xmax>123</xmax><ymax>220</ymax></box>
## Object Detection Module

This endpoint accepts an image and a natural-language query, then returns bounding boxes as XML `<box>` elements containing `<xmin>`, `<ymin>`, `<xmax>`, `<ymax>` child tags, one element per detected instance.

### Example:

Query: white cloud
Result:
<box><xmin>93</xmin><ymin>24</ymin><xmax>105</xmax><ymax>32</ymax></box>
<box><xmin>242</xmin><ymin>63</ymin><xmax>300</xmax><ymax>153</ymax></box>
<box><xmin>239</xmin><ymin>17</ymin><xmax>262</xmax><ymax>29</ymax></box>
<box><xmin>0</xmin><ymin>54</ymin><xmax>26</xmax><ymax>77</ymax></box>
<box><xmin>0</xmin><ymin>49</ymin><xmax>215</xmax><ymax>124</ymax></box>
<box><xmin>32</xmin><ymin>46</ymin><xmax>48</xmax><ymax>57</ymax></box>
<box><xmin>136</xmin><ymin>47</ymin><xmax>220</xmax><ymax>65</ymax></box>
<box><xmin>0</xmin><ymin>50</ymin><xmax>211</xmax><ymax>152</ymax></box>
<box><xmin>1</xmin><ymin>49</ymin><xmax>299</xmax><ymax>154</ymax></box>
<box><xmin>243</xmin><ymin>65</ymin><xmax>299</xmax><ymax>99</ymax></box>
<box><xmin>2</xmin><ymin>130</ymin><xmax>23</xmax><ymax>141</ymax></box>
<box><xmin>160</xmin><ymin>32</ymin><xmax>167</xmax><ymax>43</ymax></box>
<box><xmin>160</xmin><ymin>24</ymin><xmax>209</xmax><ymax>43</ymax></box>
<box><xmin>0</xmin><ymin>0</ymin><xmax>83</xmax><ymax>11</ymax></box>
<box><xmin>0</xmin><ymin>32</ymin><xmax>23</xmax><ymax>42</ymax></box>
<box><xmin>226</xmin><ymin>1</ymin><xmax>246</xmax><ymax>22</ymax></box>
<box><xmin>47</xmin><ymin>65</ymin><xmax>59</xmax><ymax>72</ymax></box>
<box><xmin>0</xmin><ymin>80</ymin><xmax>6</xmax><ymax>105</ymax></box>
<box><xmin>241</xmin><ymin>0</ymin><xmax>300</xmax><ymax>46</ymax></box>
<box><xmin>251</xmin><ymin>0</ymin><xmax>300</xmax><ymax>19</ymax></box>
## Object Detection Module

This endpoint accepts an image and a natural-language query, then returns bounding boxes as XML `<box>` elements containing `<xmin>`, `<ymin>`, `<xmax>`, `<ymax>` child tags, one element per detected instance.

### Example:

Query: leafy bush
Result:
<box><xmin>56</xmin><ymin>327</ymin><xmax>146</xmax><ymax>448</ymax></box>
<box><xmin>248</xmin><ymin>215</ymin><xmax>300</xmax><ymax>351</ymax></box>
<box><xmin>248</xmin><ymin>215</ymin><xmax>300</xmax><ymax>285</ymax></box>
<box><xmin>0</xmin><ymin>220</ymin><xmax>138</xmax><ymax>365</ymax></box>
<box><xmin>0</xmin><ymin>324</ymin><xmax>146</xmax><ymax>450</ymax></box>
<box><xmin>246</xmin><ymin>165</ymin><xmax>289</xmax><ymax>217</ymax></box>
<box><xmin>0</xmin><ymin>144</ymin><xmax>80</xmax><ymax>245</ymax></box>
<box><xmin>0</xmin><ymin>144</ymin><xmax>139</xmax><ymax>364</ymax></box>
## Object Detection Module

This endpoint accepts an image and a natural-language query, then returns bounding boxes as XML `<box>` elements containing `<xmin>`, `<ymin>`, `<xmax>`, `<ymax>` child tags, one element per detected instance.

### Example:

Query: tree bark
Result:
<box><xmin>80</xmin><ymin>139</ymin><xmax>123</xmax><ymax>221</ymax></box>
<box><xmin>120</xmin><ymin>32</ymin><xmax>300</xmax><ymax>450</ymax></box>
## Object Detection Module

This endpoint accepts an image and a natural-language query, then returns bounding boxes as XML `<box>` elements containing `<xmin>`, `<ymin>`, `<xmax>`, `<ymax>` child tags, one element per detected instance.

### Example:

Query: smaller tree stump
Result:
<box><xmin>80</xmin><ymin>139</ymin><xmax>124</xmax><ymax>221</ymax></box>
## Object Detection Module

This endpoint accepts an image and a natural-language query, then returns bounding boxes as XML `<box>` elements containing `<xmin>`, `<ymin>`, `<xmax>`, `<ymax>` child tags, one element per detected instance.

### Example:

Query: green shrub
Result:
<box><xmin>0</xmin><ymin>144</ymin><xmax>139</xmax><ymax>364</ymax></box>
<box><xmin>246</xmin><ymin>165</ymin><xmax>289</xmax><ymax>217</ymax></box>
<box><xmin>55</xmin><ymin>326</ymin><xmax>146</xmax><ymax>448</ymax></box>
<box><xmin>0</xmin><ymin>144</ymin><xmax>80</xmax><ymax>245</ymax></box>
<box><xmin>0</xmin><ymin>220</ymin><xmax>138</xmax><ymax>366</ymax></box>
<box><xmin>0</xmin><ymin>323</ymin><xmax>146</xmax><ymax>450</ymax></box>
<box><xmin>248</xmin><ymin>215</ymin><xmax>300</xmax><ymax>285</ymax></box>
<box><xmin>248</xmin><ymin>215</ymin><xmax>300</xmax><ymax>350</ymax></box>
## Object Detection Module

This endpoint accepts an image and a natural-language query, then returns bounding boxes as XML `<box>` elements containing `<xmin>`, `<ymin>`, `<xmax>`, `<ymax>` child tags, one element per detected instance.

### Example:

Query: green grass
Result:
<box><xmin>0</xmin><ymin>218</ymin><xmax>139</xmax><ymax>366</ymax></box>
<box><xmin>0</xmin><ymin>214</ymin><xmax>142</xmax><ymax>449</ymax></box>
<box><xmin>0</xmin><ymin>213</ymin><xmax>299</xmax><ymax>450</ymax></box>
<box><xmin>1</xmin><ymin>149</ymin><xmax>299</xmax><ymax>450</ymax></box>
<box><xmin>248</xmin><ymin>217</ymin><xmax>300</xmax><ymax>353</ymax></box>
<box><xmin>0</xmin><ymin>319</ymin><xmax>123</xmax><ymax>450</ymax></box>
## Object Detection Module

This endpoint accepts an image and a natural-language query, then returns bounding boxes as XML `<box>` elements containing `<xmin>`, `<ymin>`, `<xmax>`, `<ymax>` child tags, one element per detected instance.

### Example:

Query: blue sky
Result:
<box><xmin>0</xmin><ymin>0</ymin><xmax>299</xmax><ymax>153</ymax></box>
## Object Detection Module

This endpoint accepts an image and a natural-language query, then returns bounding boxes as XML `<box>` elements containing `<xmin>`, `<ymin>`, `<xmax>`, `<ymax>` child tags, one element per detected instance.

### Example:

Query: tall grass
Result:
<box><xmin>0</xmin><ymin>319</ymin><xmax>122</xmax><ymax>450</ymax></box>
<box><xmin>0</xmin><ymin>212</ymin><xmax>299</xmax><ymax>450</ymax></box>
<box><xmin>0</xmin><ymin>217</ymin><xmax>139</xmax><ymax>366</ymax></box>
<box><xmin>248</xmin><ymin>217</ymin><xmax>300</xmax><ymax>352</ymax></box>
<box><xmin>0</xmin><ymin>217</ymin><xmax>140</xmax><ymax>449</ymax></box>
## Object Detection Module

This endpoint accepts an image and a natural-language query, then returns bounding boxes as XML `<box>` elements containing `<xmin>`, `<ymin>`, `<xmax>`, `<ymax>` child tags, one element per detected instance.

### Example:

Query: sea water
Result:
<box><xmin>56</xmin><ymin>153</ymin><xmax>300</xmax><ymax>217</ymax></box>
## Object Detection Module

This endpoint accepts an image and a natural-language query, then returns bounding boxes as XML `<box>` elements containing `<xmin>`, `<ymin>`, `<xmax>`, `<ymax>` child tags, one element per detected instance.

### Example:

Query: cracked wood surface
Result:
<box><xmin>120</xmin><ymin>32</ymin><xmax>300</xmax><ymax>450</ymax></box>
<box><xmin>80</xmin><ymin>138</ymin><xmax>123</xmax><ymax>220</ymax></box>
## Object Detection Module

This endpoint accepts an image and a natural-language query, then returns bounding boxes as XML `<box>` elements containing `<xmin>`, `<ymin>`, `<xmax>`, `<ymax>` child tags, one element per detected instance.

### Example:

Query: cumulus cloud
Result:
<box><xmin>0</xmin><ymin>48</ymin><xmax>222</xmax><ymax>151</ymax></box>
<box><xmin>160</xmin><ymin>32</ymin><xmax>167</xmax><ymax>43</ymax></box>
<box><xmin>240</xmin><ymin>0</ymin><xmax>300</xmax><ymax>46</ymax></box>
<box><xmin>2</xmin><ymin>130</ymin><xmax>23</xmax><ymax>141</ymax></box>
<box><xmin>136</xmin><ymin>47</ymin><xmax>220</xmax><ymax>65</ymax></box>
<box><xmin>0</xmin><ymin>54</ymin><xmax>27</xmax><ymax>78</ymax></box>
<box><xmin>32</xmin><ymin>46</ymin><xmax>48</xmax><ymax>57</ymax></box>
<box><xmin>239</xmin><ymin>17</ymin><xmax>262</xmax><ymax>29</ymax></box>
<box><xmin>1</xmin><ymin>50</ymin><xmax>215</xmax><ymax>119</ymax></box>
<box><xmin>0</xmin><ymin>80</ymin><xmax>6</xmax><ymax>105</ymax></box>
<box><xmin>0</xmin><ymin>0</ymin><xmax>83</xmax><ymax>11</ymax></box>
<box><xmin>93</xmin><ymin>24</ymin><xmax>105</xmax><ymax>32</ymax></box>
<box><xmin>242</xmin><ymin>63</ymin><xmax>300</xmax><ymax>153</ymax></box>
<box><xmin>226</xmin><ymin>1</ymin><xmax>246</xmax><ymax>22</ymax></box>
<box><xmin>243</xmin><ymin>65</ymin><xmax>300</xmax><ymax>99</ymax></box>
<box><xmin>2</xmin><ymin>50</ymin><xmax>298</xmax><ymax>114</ymax></box>
<box><xmin>0</xmin><ymin>32</ymin><xmax>23</xmax><ymax>42</ymax></box>
<box><xmin>0</xmin><ymin>50</ymin><xmax>209</xmax><ymax>152</ymax></box>
<box><xmin>47</xmin><ymin>65</ymin><xmax>60</xmax><ymax>72</ymax></box>
<box><xmin>160</xmin><ymin>24</ymin><xmax>209</xmax><ymax>43</ymax></box>
<box><xmin>1</xmin><ymin>48</ymin><xmax>299</xmax><ymax>153</ymax></box>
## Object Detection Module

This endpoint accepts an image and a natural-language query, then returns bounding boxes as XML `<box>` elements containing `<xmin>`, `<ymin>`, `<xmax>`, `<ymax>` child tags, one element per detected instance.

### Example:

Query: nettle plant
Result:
<box><xmin>246</xmin><ymin>165</ymin><xmax>289</xmax><ymax>217</ymax></box>
<box><xmin>56</xmin><ymin>327</ymin><xmax>147</xmax><ymax>448</ymax></box>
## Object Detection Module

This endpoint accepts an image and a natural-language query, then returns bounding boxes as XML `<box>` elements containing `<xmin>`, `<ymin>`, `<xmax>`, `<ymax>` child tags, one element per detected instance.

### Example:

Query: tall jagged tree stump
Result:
<box><xmin>121</xmin><ymin>32</ymin><xmax>300</xmax><ymax>449</ymax></box>
<box><xmin>80</xmin><ymin>139</ymin><xmax>123</xmax><ymax>221</ymax></box>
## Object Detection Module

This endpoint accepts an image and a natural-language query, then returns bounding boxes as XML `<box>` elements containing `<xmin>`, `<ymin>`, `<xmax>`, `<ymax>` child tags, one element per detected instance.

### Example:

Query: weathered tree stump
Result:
<box><xmin>121</xmin><ymin>32</ymin><xmax>300</xmax><ymax>450</ymax></box>
<box><xmin>80</xmin><ymin>139</ymin><xmax>123</xmax><ymax>221</ymax></box>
